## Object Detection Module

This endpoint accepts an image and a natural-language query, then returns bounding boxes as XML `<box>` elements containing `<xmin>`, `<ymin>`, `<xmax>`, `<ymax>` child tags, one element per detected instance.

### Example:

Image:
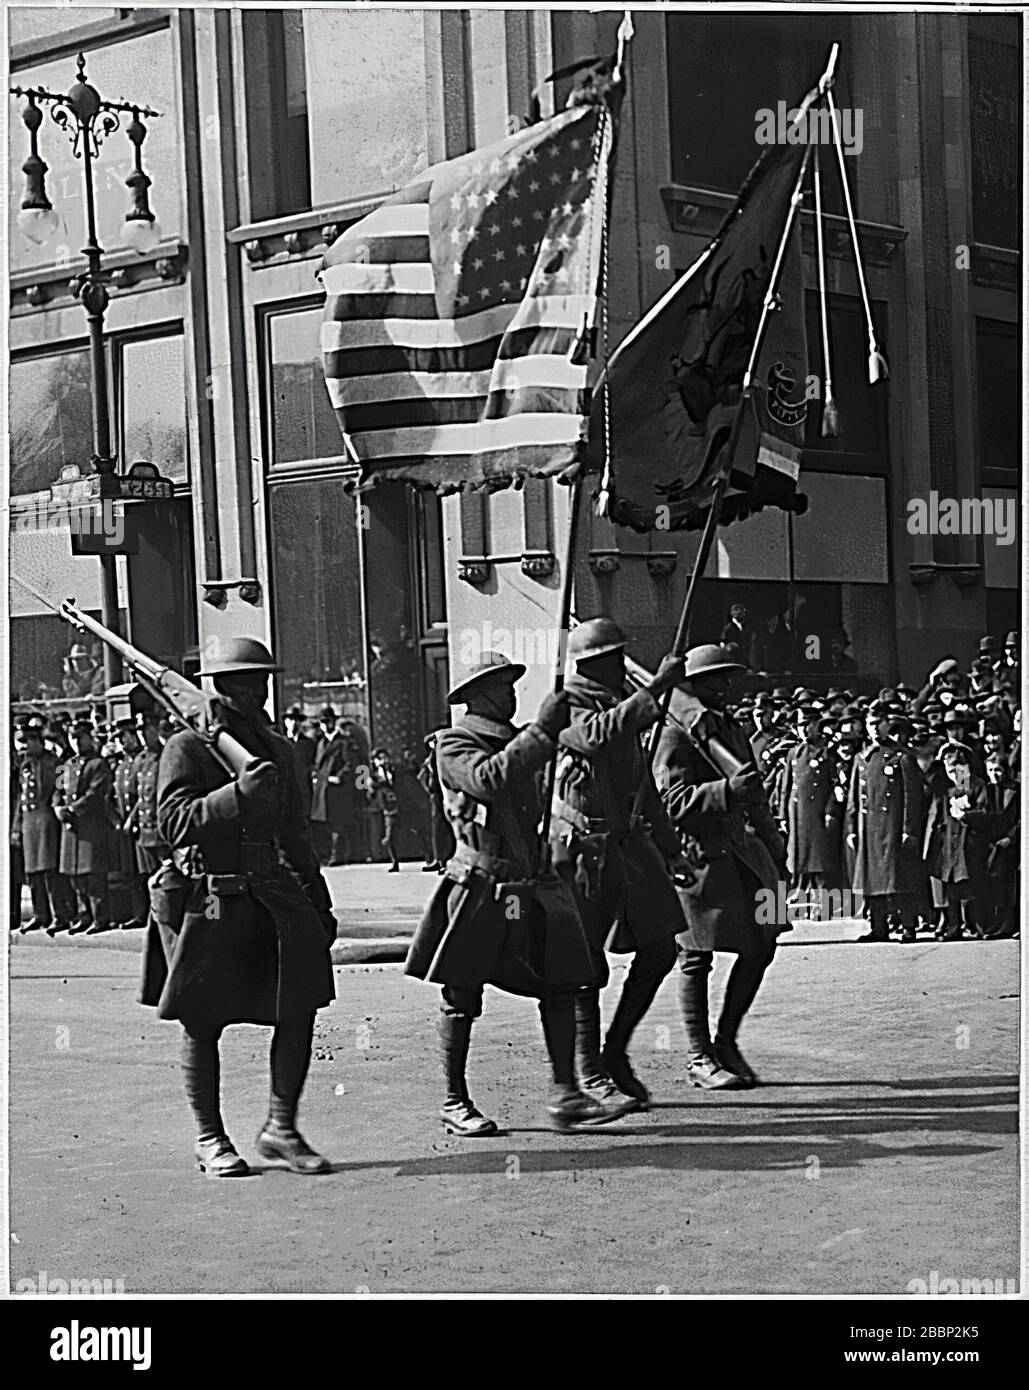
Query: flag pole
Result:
<box><xmin>633</xmin><ymin>139</ymin><xmax>816</xmax><ymax>799</ymax></box>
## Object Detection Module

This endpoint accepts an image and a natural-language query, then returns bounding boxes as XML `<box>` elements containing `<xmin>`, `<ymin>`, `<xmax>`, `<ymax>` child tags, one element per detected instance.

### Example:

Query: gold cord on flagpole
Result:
<box><xmin>826</xmin><ymin>86</ymin><xmax>889</xmax><ymax>384</ymax></box>
<box><xmin>813</xmin><ymin>143</ymin><xmax>839</xmax><ymax>437</ymax></box>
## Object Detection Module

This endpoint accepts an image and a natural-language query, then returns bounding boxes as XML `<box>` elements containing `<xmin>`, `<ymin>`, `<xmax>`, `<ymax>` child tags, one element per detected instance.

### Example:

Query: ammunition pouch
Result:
<box><xmin>572</xmin><ymin>831</ymin><xmax>608</xmax><ymax>900</ymax></box>
<box><xmin>445</xmin><ymin>840</ymin><xmax>512</xmax><ymax>889</ymax></box>
<box><xmin>206</xmin><ymin>873</ymin><xmax>248</xmax><ymax>897</ymax></box>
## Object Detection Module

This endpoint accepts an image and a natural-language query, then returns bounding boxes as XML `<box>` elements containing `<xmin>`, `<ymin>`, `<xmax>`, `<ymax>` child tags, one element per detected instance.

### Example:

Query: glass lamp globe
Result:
<box><xmin>123</xmin><ymin>215</ymin><xmax>161</xmax><ymax>254</ymax></box>
<box><xmin>17</xmin><ymin>205</ymin><xmax>60</xmax><ymax>246</ymax></box>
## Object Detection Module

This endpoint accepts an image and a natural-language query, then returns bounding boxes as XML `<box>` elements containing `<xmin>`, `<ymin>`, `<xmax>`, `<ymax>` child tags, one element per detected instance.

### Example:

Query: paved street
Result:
<box><xmin>8</xmin><ymin>924</ymin><xmax>1019</xmax><ymax>1295</ymax></box>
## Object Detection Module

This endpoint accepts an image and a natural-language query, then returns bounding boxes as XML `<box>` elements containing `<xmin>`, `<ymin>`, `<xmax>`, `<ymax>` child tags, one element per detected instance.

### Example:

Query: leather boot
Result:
<box><xmin>574</xmin><ymin>988</ymin><xmax>638</xmax><ymax>1115</ymax></box>
<box><xmin>258</xmin><ymin>1014</ymin><xmax>330</xmax><ymax>1172</ymax></box>
<box><xmin>677</xmin><ymin>961</ymin><xmax>742</xmax><ymax>1090</ymax></box>
<box><xmin>438</xmin><ymin>1013</ymin><xmax>497</xmax><ymax>1136</ymax></box>
<box><xmin>712</xmin><ymin>948</ymin><xmax>775</xmax><ymax>1088</ymax></box>
<box><xmin>601</xmin><ymin>940</ymin><xmax>673</xmax><ymax>1109</ymax></box>
<box><xmin>195</xmin><ymin>1135</ymin><xmax>249</xmax><ymax>1178</ymax></box>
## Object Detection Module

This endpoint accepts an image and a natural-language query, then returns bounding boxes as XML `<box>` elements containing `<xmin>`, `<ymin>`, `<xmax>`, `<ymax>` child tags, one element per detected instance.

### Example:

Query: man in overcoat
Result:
<box><xmin>52</xmin><ymin>719</ymin><xmax>113</xmax><ymax>935</ymax></box>
<box><xmin>143</xmin><ymin>637</ymin><xmax>338</xmax><ymax>1178</ymax></box>
<box><xmin>16</xmin><ymin>720</ymin><xmax>74</xmax><ymax>934</ymax></box>
<box><xmin>310</xmin><ymin>707</ymin><xmax>356</xmax><ymax>866</ymax></box>
<box><xmin>777</xmin><ymin>710</ymin><xmax>841</xmax><ymax>895</ymax></box>
<box><xmin>283</xmin><ymin>705</ymin><xmax>316</xmax><ymax>821</ymax></box>
<box><xmin>131</xmin><ymin>714</ymin><xmax>170</xmax><ymax>883</ymax></box>
<box><xmin>845</xmin><ymin>704</ymin><xmax>924</xmax><ymax>942</ymax></box>
<box><xmin>549</xmin><ymin>618</ymin><xmax>690</xmax><ymax>1110</ymax></box>
<box><xmin>111</xmin><ymin>719</ymin><xmax>148</xmax><ymax>930</ymax></box>
<box><xmin>654</xmin><ymin>644</ymin><xmax>787</xmax><ymax>1090</ymax></box>
<box><xmin>406</xmin><ymin>652</ymin><xmax>629</xmax><ymax>1133</ymax></box>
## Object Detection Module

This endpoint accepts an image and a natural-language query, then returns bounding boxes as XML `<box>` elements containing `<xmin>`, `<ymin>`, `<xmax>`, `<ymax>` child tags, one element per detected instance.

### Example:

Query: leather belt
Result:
<box><xmin>447</xmin><ymin>841</ymin><xmax>513</xmax><ymax>882</ymax></box>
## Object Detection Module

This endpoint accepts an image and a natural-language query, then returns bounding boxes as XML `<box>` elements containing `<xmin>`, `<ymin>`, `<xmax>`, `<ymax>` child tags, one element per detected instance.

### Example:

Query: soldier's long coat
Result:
<box><xmin>551</xmin><ymin>679</ymin><xmax>686</xmax><ymax>959</ymax></box>
<box><xmin>132</xmin><ymin>748</ymin><xmax>170</xmax><ymax>872</ymax></box>
<box><xmin>778</xmin><ymin>741</ymin><xmax>840</xmax><ymax>878</ymax></box>
<box><xmin>111</xmin><ymin>752</ymin><xmax>141</xmax><ymax>875</ymax></box>
<box><xmin>15</xmin><ymin>751</ymin><xmax>62</xmax><ymax>873</ymax></box>
<box><xmin>140</xmin><ymin>710</ymin><xmax>336</xmax><ymax>1027</ymax></box>
<box><xmin>654</xmin><ymin>692</ymin><xmax>786</xmax><ymax>954</ymax></box>
<box><xmin>53</xmin><ymin>754</ymin><xmax>113</xmax><ymax>876</ymax></box>
<box><xmin>405</xmin><ymin>714</ymin><xmax>595</xmax><ymax>996</ymax></box>
<box><xmin>844</xmin><ymin>742</ymin><xmax>925</xmax><ymax>898</ymax></box>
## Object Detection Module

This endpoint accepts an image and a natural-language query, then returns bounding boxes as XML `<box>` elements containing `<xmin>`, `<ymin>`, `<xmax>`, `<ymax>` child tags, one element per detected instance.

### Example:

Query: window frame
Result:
<box><xmin>9</xmin><ymin>8</ymin><xmax>171</xmax><ymax>71</ymax></box>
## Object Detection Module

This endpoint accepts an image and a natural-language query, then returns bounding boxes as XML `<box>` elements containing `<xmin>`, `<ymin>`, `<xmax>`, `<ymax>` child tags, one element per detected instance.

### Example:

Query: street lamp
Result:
<box><xmin>11</xmin><ymin>53</ymin><xmax>162</xmax><ymax>690</ymax></box>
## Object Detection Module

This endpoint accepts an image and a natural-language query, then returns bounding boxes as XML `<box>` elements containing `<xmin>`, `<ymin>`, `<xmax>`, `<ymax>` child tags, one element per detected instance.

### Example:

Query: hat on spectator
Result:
<box><xmin>318</xmin><ymin>706</ymin><xmax>336</xmax><ymax>722</ymax></box>
<box><xmin>979</xmin><ymin>635</ymin><xmax>1002</xmax><ymax>657</ymax></box>
<box><xmin>943</xmin><ymin>706</ymin><xmax>976</xmax><ymax>727</ymax></box>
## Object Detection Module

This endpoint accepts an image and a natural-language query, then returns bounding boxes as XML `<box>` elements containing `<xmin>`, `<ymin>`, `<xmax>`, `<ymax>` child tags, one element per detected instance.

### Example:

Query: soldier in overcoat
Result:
<box><xmin>142</xmin><ymin>637</ymin><xmax>338</xmax><ymax>1178</ymax></box>
<box><xmin>778</xmin><ymin>710</ymin><xmax>841</xmax><ymax>891</ymax></box>
<box><xmin>52</xmin><ymin>719</ymin><xmax>113</xmax><ymax>935</ymax></box>
<box><xmin>15</xmin><ymin>720</ymin><xmax>74</xmax><ymax>933</ymax></box>
<box><xmin>130</xmin><ymin>715</ymin><xmax>170</xmax><ymax>879</ymax></box>
<box><xmin>111</xmin><ymin>720</ymin><xmax>148</xmax><ymax>929</ymax></box>
<box><xmin>549</xmin><ymin>618</ymin><xmax>691</xmax><ymax>1110</ymax></box>
<box><xmin>654</xmin><ymin>645</ymin><xmax>787</xmax><ymax>1090</ymax></box>
<box><xmin>406</xmin><ymin>652</ymin><xmax>627</xmax><ymax>1134</ymax></box>
<box><xmin>845</xmin><ymin>704</ymin><xmax>925</xmax><ymax>942</ymax></box>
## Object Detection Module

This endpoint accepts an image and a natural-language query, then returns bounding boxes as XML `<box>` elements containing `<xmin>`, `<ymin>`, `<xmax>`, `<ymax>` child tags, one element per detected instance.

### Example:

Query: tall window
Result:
<box><xmin>968</xmin><ymin>14</ymin><xmax>1020</xmax><ymax>249</ymax></box>
<box><xmin>666</xmin><ymin>12</ymin><xmax>851</xmax><ymax>202</ymax></box>
<box><xmin>244</xmin><ymin>8</ymin><xmax>430</xmax><ymax>219</ymax></box>
<box><xmin>119</xmin><ymin>331</ymin><xmax>189</xmax><ymax>483</ymax></box>
<box><xmin>9</xmin><ymin>346</ymin><xmax>98</xmax><ymax>495</ymax></box>
<box><xmin>8</xmin><ymin>25</ymin><xmax>182</xmax><ymax>273</ymax></box>
<box><xmin>265</xmin><ymin>304</ymin><xmax>346</xmax><ymax>467</ymax></box>
<box><xmin>976</xmin><ymin>319</ymin><xmax>1019</xmax><ymax>487</ymax></box>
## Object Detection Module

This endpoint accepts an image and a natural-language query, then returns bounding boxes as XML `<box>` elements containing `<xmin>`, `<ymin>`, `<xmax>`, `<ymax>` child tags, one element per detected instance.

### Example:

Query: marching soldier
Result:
<box><xmin>550</xmin><ymin>618</ymin><xmax>690</xmax><ymax>1111</ymax></box>
<box><xmin>845</xmin><ymin>704</ymin><xmax>924</xmax><ymax>943</ymax></box>
<box><xmin>111</xmin><ymin>719</ymin><xmax>148</xmax><ymax>930</ymax></box>
<box><xmin>15</xmin><ymin>719</ymin><xmax>75</xmax><ymax>935</ymax></box>
<box><xmin>655</xmin><ymin>645</ymin><xmax>787</xmax><ymax>1090</ymax></box>
<box><xmin>52</xmin><ymin>718</ymin><xmax>114</xmax><ymax>936</ymax></box>
<box><xmin>406</xmin><ymin>652</ymin><xmax>626</xmax><ymax>1133</ymax></box>
<box><xmin>143</xmin><ymin>636</ymin><xmax>338</xmax><ymax>1178</ymax></box>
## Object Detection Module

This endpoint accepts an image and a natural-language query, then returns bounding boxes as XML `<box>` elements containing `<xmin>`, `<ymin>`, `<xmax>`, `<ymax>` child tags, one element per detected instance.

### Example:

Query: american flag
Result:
<box><xmin>319</xmin><ymin>99</ymin><xmax>616</xmax><ymax>492</ymax></box>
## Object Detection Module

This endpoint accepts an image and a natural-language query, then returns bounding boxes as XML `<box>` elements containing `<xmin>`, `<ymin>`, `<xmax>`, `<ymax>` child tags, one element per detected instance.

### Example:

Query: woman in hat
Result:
<box><xmin>923</xmin><ymin>742</ymin><xmax>990</xmax><ymax>941</ymax></box>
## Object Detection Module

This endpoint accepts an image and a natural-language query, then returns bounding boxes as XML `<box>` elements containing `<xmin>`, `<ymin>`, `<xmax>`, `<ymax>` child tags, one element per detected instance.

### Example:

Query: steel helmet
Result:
<box><xmin>681</xmin><ymin>643</ymin><xmax>746</xmax><ymax>680</ymax></box>
<box><xmin>568</xmin><ymin>617</ymin><xmax>627</xmax><ymax>662</ymax></box>
<box><xmin>447</xmin><ymin>651</ymin><xmax>526</xmax><ymax>705</ymax></box>
<box><xmin>197</xmin><ymin>636</ymin><xmax>282</xmax><ymax>676</ymax></box>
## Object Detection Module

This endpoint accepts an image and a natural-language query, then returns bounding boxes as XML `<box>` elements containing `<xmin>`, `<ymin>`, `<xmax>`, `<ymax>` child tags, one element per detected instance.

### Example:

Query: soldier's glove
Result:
<box><xmin>536</xmin><ymin>690</ymin><xmax>571</xmax><ymax>738</ymax></box>
<box><xmin>649</xmin><ymin>653</ymin><xmax>686</xmax><ymax>696</ymax></box>
<box><xmin>727</xmin><ymin>769</ymin><xmax>763</xmax><ymax>805</ymax></box>
<box><xmin>236</xmin><ymin>760</ymin><xmax>279</xmax><ymax>804</ymax></box>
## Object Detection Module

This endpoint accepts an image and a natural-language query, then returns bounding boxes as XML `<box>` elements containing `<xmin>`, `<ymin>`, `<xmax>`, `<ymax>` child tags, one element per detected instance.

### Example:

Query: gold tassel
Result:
<box><xmin>868</xmin><ymin>344</ymin><xmax>889</xmax><ymax>384</ymax></box>
<box><xmin>821</xmin><ymin>397</ymin><xmax>840</xmax><ymax>438</ymax></box>
<box><xmin>595</xmin><ymin>487</ymin><xmax>611</xmax><ymax>517</ymax></box>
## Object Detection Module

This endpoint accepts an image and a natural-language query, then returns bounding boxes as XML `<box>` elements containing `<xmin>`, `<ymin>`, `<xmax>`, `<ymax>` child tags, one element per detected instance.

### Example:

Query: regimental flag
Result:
<box><xmin>319</xmin><ymin>94</ymin><xmax>618</xmax><ymax>493</ymax></box>
<box><xmin>590</xmin><ymin>138</ymin><xmax>812</xmax><ymax>533</ymax></box>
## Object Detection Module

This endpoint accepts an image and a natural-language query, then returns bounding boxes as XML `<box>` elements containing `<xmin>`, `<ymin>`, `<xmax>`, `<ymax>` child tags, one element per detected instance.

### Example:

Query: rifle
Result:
<box><xmin>57</xmin><ymin>598</ymin><xmax>255</xmax><ymax>779</ymax></box>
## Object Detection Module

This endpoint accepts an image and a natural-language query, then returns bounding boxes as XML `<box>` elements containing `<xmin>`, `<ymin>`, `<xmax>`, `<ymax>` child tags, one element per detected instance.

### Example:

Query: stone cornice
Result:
<box><xmin>660</xmin><ymin>183</ymin><xmax>908</xmax><ymax>268</ymax></box>
<box><xmin>228</xmin><ymin>194</ymin><xmax>390</xmax><ymax>269</ymax></box>
<box><xmin>10</xmin><ymin>240</ymin><xmax>188</xmax><ymax>316</ymax></box>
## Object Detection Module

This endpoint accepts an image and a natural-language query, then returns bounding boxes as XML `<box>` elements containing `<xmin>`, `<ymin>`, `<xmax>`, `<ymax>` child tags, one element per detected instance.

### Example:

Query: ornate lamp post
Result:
<box><xmin>11</xmin><ymin>54</ymin><xmax>163</xmax><ymax>690</ymax></box>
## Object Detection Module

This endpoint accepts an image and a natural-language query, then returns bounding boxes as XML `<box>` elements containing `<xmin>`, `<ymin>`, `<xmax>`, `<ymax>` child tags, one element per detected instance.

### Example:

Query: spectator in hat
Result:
<box><xmin>828</xmin><ymin>629</ymin><xmax>858</xmax><ymax>675</ymax></box>
<box><xmin>962</xmin><ymin>751</ymin><xmax>1019</xmax><ymax>939</ymax></box>
<box><xmin>923</xmin><ymin>743</ymin><xmax>989</xmax><ymax>941</ymax></box>
<box><xmin>310</xmin><ymin>706</ymin><xmax>356</xmax><ymax>866</ymax></box>
<box><xmin>52</xmin><ymin>718</ymin><xmax>114</xmax><ymax>935</ymax></box>
<box><xmin>418</xmin><ymin>730</ymin><xmax>456</xmax><ymax>873</ymax></box>
<box><xmin>777</xmin><ymin>710</ymin><xmax>842</xmax><ymax>903</ymax></box>
<box><xmin>282</xmin><ymin>705</ymin><xmax>316</xmax><ymax>821</ymax></box>
<box><xmin>13</xmin><ymin>720</ymin><xmax>75</xmax><ymax>934</ymax></box>
<box><xmin>749</xmin><ymin>612</ymin><xmax>791</xmax><ymax>675</ymax></box>
<box><xmin>110</xmin><ymin>718</ymin><xmax>148</xmax><ymax>931</ymax></box>
<box><xmin>719</xmin><ymin>603</ymin><xmax>750</xmax><ymax>663</ymax></box>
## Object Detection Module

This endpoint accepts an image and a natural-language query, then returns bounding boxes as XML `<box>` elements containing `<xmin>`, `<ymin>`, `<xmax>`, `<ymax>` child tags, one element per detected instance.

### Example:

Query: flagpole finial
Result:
<box><xmin>819</xmin><ymin>43</ymin><xmax>840</xmax><ymax>94</ymax></box>
<box><xmin>614</xmin><ymin>11</ymin><xmax>635</xmax><ymax>82</ymax></box>
<box><xmin>868</xmin><ymin>342</ymin><xmax>889</xmax><ymax>384</ymax></box>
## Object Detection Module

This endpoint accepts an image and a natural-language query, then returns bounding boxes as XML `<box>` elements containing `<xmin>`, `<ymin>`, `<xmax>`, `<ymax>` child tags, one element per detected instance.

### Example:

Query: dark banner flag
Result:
<box><xmin>590</xmin><ymin>137</ymin><xmax>812</xmax><ymax>532</ymax></box>
<box><xmin>318</xmin><ymin>90</ymin><xmax>619</xmax><ymax>493</ymax></box>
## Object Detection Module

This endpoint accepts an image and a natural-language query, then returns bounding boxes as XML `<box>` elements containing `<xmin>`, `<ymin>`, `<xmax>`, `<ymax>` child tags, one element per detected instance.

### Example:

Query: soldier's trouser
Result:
<box><xmin>440</xmin><ymin>984</ymin><xmax>579</xmax><ymax>1094</ymax></box>
<box><xmin>181</xmin><ymin>1014</ymin><xmax>317</xmax><ymax>1142</ymax></box>
<box><xmin>72</xmin><ymin>872</ymin><xmax>109</xmax><ymax>925</ymax></box>
<box><xmin>46</xmin><ymin>870</ymin><xmax>76</xmax><ymax>921</ymax></box>
<box><xmin>26</xmin><ymin>871</ymin><xmax>54</xmax><ymax>924</ymax></box>
<box><xmin>575</xmin><ymin>937</ymin><xmax>678</xmax><ymax>1080</ymax></box>
<box><xmin>10</xmin><ymin>845</ymin><xmax>24</xmax><ymax>929</ymax></box>
<box><xmin>181</xmin><ymin>1021</ymin><xmax>225</xmax><ymax>1143</ymax></box>
<box><xmin>268</xmin><ymin>1013</ymin><xmax>316</xmax><ymax>1129</ymax></box>
<box><xmin>677</xmin><ymin>938</ymin><xmax>778</xmax><ymax>1057</ymax></box>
